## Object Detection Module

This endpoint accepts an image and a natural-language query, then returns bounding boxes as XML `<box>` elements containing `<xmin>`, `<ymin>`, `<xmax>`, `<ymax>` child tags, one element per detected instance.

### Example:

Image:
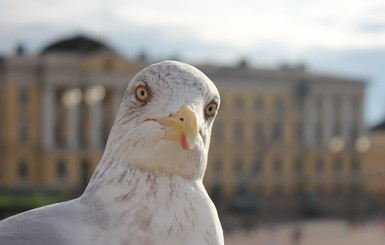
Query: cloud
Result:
<box><xmin>2</xmin><ymin>0</ymin><xmax>385</xmax><ymax>55</ymax></box>
<box><xmin>357</xmin><ymin>21</ymin><xmax>385</xmax><ymax>33</ymax></box>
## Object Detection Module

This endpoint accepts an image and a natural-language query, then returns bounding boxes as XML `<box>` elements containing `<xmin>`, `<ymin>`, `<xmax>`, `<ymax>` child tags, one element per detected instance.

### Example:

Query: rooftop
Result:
<box><xmin>40</xmin><ymin>35</ymin><xmax>113</xmax><ymax>55</ymax></box>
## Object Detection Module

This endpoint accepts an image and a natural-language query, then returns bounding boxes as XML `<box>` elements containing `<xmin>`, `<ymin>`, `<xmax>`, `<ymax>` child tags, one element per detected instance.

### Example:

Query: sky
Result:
<box><xmin>0</xmin><ymin>0</ymin><xmax>384</xmax><ymax>126</ymax></box>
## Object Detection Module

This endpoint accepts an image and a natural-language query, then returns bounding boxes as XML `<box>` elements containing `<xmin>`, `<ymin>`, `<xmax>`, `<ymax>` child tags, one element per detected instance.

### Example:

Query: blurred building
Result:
<box><xmin>363</xmin><ymin>120</ymin><xmax>385</xmax><ymax>199</ymax></box>
<box><xmin>200</xmin><ymin>65</ymin><xmax>369</xmax><ymax>218</ymax></box>
<box><xmin>0</xmin><ymin>35</ymin><xmax>373</xmax><ymax>219</ymax></box>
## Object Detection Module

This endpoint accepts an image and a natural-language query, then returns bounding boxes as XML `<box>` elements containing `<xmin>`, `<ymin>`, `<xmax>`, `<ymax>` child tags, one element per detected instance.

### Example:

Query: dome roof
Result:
<box><xmin>41</xmin><ymin>35</ymin><xmax>113</xmax><ymax>55</ymax></box>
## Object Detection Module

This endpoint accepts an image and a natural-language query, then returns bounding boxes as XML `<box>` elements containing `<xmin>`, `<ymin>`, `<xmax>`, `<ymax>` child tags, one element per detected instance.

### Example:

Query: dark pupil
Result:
<box><xmin>140</xmin><ymin>90</ymin><xmax>145</xmax><ymax>96</ymax></box>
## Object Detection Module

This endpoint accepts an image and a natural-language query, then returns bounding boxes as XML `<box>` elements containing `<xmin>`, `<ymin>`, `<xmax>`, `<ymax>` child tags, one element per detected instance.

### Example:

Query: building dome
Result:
<box><xmin>40</xmin><ymin>35</ymin><xmax>113</xmax><ymax>55</ymax></box>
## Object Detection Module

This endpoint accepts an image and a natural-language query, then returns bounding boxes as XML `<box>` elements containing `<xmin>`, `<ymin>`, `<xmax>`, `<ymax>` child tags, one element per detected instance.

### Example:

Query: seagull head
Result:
<box><xmin>105</xmin><ymin>61</ymin><xmax>220</xmax><ymax>180</ymax></box>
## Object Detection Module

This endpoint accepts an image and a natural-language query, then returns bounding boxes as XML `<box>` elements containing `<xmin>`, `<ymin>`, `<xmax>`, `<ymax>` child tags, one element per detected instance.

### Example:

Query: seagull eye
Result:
<box><xmin>204</xmin><ymin>102</ymin><xmax>218</xmax><ymax>118</ymax></box>
<box><xmin>135</xmin><ymin>85</ymin><xmax>149</xmax><ymax>102</ymax></box>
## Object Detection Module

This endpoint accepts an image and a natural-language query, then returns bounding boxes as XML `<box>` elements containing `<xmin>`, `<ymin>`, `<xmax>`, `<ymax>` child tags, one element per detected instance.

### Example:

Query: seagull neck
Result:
<box><xmin>82</xmin><ymin>152</ymin><xmax>204</xmax><ymax>200</ymax></box>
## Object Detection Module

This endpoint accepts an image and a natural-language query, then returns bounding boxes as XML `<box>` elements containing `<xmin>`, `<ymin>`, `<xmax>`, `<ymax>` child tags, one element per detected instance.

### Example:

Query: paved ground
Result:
<box><xmin>225</xmin><ymin>219</ymin><xmax>385</xmax><ymax>245</ymax></box>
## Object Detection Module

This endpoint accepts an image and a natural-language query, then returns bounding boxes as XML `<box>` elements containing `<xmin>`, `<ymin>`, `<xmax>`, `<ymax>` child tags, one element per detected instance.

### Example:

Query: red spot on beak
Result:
<box><xmin>180</xmin><ymin>132</ymin><xmax>189</xmax><ymax>150</ymax></box>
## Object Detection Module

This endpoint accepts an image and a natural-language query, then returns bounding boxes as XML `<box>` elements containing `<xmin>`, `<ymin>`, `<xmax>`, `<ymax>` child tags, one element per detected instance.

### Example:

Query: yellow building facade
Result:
<box><xmin>203</xmin><ymin>67</ymin><xmax>366</xmax><ymax>199</ymax></box>
<box><xmin>0</xmin><ymin>57</ymin><xmax>42</xmax><ymax>190</ymax></box>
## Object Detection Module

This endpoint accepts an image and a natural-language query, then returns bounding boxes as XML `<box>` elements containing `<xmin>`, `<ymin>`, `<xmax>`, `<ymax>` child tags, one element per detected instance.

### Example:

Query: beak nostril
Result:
<box><xmin>179</xmin><ymin>118</ymin><xmax>184</xmax><ymax>122</ymax></box>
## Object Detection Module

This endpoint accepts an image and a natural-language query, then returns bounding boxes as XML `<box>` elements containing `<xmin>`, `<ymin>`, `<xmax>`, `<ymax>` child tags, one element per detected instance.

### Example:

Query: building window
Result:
<box><xmin>274</xmin><ymin>158</ymin><xmax>282</xmax><ymax>179</ymax></box>
<box><xmin>234</xmin><ymin>158</ymin><xmax>243</xmax><ymax>176</ymax></box>
<box><xmin>80</xmin><ymin>159</ymin><xmax>90</xmax><ymax>192</ymax></box>
<box><xmin>334</xmin><ymin>158</ymin><xmax>343</xmax><ymax>178</ymax></box>
<box><xmin>19</xmin><ymin>87</ymin><xmax>29</xmax><ymax>104</ymax></box>
<box><xmin>315</xmin><ymin>96</ymin><xmax>323</xmax><ymax>119</ymax></box>
<box><xmin>333</xmin><ymin>122</ymin><xmax>341</xmax><ymax>136</ymax></box>
<box><xmin>275</xmin><ymin>97</ymin><xmax>284</xmax><ymax>114</ymax></box>
<box><xmin>79</xmin><ymin>104</ymin><xmax>89</xmax><ymax>146</ymax></box>
<box><xmin>102</xmin><ymin>89</ymin><xmax>114</xmax><ymax>146</ymax></box>
<box><xmin>18</xmin><ymin>160</ymin><xmax>29</xmax><ymax>183</ymax></box>
<box><xmin>214</xmin><ymin>121</ymin><xmax>223</xmax><ymax>142</ymax></box>
<box><xmin>316</xmin><ymin>123</ymin><xmax>323</xmax><ymax>145</ymax></box>
<box><xmin>272</xmin><ymin>121</ymin><xmax>282</xmax><ymax>141</ymax></box>
<box><xmin>255</xmin><ymin>96</ymin><xmax>264</xmax><ymax>111</ymax></box>
<box><xmin>294</xmin><ymin>158</ymin><xmax>303</xmax><ymax>178</ymax></box>
<box><xmin>352</xmin><ymin>96</ymin><xmax>361</xmax><ymax>111</ymax></box>
<box><xmin>252</xmin><ymin>156</ymin><xmax>261</xmax><ymax>178</ymax></box>
<box><xmin>57</xmin><ymin>159</ymin><xmax>67</xmax><ymax>182</ymax></box>
<box><xmin>350</xmin><ymin>123</ymin><xmax>359</xmax><ymax>143</ymax></box>
<box><xmin>234</xmin><ymin>121</ymin><xmax>243</xmax><ymax>142</ymax></box>
<box><xmin>210</xmin><ymin>159</ymin><xmax>223</xmax><ymax>202</ymax></box>
<box><xmin>334</xmin><ymin>95</ymin><xmax>341</xmax><ymax>126</ymax></box>
<box><xmin>211</xmin><ymin>159</ymin><xmax>222</xmax><ymax>185</ymax></box>
<box><xmin>255</xmin><ymin>122</ymin><xmax>264</xmax><ymax>143</ymax></box>
<box><xmin>234</xmin><ymin>96</ymin><xmax>244</xmax><ymax>109</ymax></box>
<box><xmin>234</xmin><ymin>157</ymin><xmax>245</xmax><ymax>189</ymax></box>
<box><xmin>351</xmin><ymin>158</ymin><xmax>361</xmax><ymax>175</ymax></box>
<box><xmin>19</xmin><ymin>116</ymin><xmax>29</xmax><ymax>141</ymax></box>
<box><xmin>54</xmin><ymin>119</ymin><xmax>66</xmax><ymax>147</ymax></box>
<box><xmin>316</xmin><ymin>158</ymin><xmax>324</xmax><ymax>178</ymax></box>
<box><xmin>334</xmin><ymin>95</ymin><xmax>341</xmax><ymax>109</ymax></box>
<box><xmin>296</xmin><ymin>121</ymin><xmax>303</xmax><ymax>142</ymax></box>
<box><xmin>272</xmin><ymin>158</ymin><xmax>283</xmax><ymax>193</ymax></box>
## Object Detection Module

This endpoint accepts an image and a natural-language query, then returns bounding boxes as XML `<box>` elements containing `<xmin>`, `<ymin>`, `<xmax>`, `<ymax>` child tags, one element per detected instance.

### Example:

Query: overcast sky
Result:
<box><xmin>1</xmin><ymin>0</ymin><xmax>384</xmax><ymax>126</ymax></box>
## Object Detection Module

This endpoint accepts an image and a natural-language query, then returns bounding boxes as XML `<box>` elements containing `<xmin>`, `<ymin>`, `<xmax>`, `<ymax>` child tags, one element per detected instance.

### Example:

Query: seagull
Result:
<box><xmin>0</xmin><ymin>61</ymin><xmax>224</xmax><ymax>245</ymax></box>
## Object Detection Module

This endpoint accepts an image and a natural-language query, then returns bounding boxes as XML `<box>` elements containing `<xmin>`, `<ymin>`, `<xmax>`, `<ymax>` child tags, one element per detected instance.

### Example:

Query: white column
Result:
<box><xmin>42</xmin><ymin>87</ymin><xmax>55</xmax><ymax>149</ymax></box>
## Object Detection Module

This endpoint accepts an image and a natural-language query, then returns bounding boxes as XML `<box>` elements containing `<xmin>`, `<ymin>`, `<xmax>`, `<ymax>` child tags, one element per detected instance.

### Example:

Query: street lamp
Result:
<box><xmin>62</xmin><ymin>88</ymin><xmax>83</xmax><ymax>108</ymax></box>
<box><xmin>328</xmin><ymin>136</ymin><xmax>345</xmax><ymax>153</ymax></box>
<box><xmin>84</xmin><ymin>85</ymin><xmax>106</xmax><ymax>105</ymax></box>
<box><xmin>355</xmin><ymin>136</ymin><xmax>371</xmax><ymax>153</ymax></box>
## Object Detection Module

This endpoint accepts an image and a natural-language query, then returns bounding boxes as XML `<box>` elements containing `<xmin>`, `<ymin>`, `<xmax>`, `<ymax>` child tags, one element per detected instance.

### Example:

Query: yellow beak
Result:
<box><xmin>158</xmin><ymin>105</ymin><xmax>198</xmax><ymax>150</ymax></box>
